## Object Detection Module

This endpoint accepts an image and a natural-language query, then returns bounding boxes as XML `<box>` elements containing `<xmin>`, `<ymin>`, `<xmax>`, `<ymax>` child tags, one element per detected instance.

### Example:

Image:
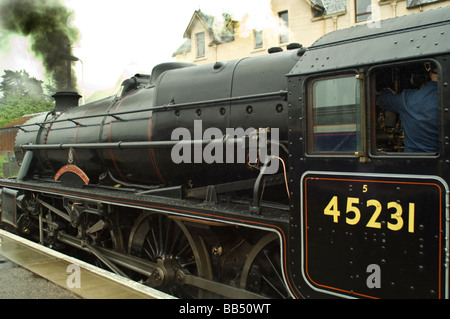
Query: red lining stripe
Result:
<box><xmin>147</xmin><ymin>113</ymin><xmax>166</xmax><ymax>184</ymax></box>
<box><xmin>44</xmin><ymin>113</ymin><xmax>63</xmax><ymax>173</ymax></box>
<box><xmin>73</xmin><ymin>103</ymin><xmax>96</xmax><ymax>170</ymax></box>
<box><xmin>107</xmin><ymin>94</ymin><xmax>134</xmax><ymax>181</ymax></box>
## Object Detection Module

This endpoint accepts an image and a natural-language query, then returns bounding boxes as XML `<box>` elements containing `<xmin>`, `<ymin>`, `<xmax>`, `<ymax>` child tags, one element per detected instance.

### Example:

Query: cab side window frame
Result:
<box><xmin>306</xmin><ymin>71</ymin><xmax>365</xmax><ymax>157</ymax></box>
<box><xmin>368</xmin><ymin>59</ymin><xmax>441</xmax><ymax>158</ymax></box>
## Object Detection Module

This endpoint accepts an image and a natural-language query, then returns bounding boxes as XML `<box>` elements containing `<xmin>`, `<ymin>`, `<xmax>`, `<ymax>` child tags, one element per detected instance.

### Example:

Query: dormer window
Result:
<box><xmin>196</xmin><ymin>32</ymin><xmax>205</xmax><ymax>58</ymax></box>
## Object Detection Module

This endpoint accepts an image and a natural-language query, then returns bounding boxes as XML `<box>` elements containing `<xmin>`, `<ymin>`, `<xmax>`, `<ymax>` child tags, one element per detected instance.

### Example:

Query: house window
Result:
<box><xmin>196</xmin><ymin>32</ymin><xmax>205</xmax><ymax>58</ymax></box>
<box><xmin>278</xmin><ymin>11</ymin><xmax>289</xmax><ymax>43</ymax></box>
<box><xmin>355</xmin><ymin>0</ymin><xmax>372</xmax><ymax>22</ymax></box>
<box><xmin>308</xmin><ymin>75</ymin><xmax>363</xmax><ymax>154</ymax></box>
<box><xmin>254</xmin><ymin>30</ymin><xmax>263</xmax><ymax>49</ymax></box>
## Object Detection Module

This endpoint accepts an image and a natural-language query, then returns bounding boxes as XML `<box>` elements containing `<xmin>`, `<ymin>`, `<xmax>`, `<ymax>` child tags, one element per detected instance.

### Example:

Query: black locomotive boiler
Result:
<box><xmin>1</xmin><ymin>7</ymin><xmax>450</xmax><ymax>299</ymax></box>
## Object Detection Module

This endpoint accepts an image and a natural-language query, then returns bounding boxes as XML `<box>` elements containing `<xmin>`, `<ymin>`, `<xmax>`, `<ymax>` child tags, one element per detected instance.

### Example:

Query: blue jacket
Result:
<box><xmin>377</xmin><ymin>81</ymin><xmax>438</xmax><ymax>153</ymax></box>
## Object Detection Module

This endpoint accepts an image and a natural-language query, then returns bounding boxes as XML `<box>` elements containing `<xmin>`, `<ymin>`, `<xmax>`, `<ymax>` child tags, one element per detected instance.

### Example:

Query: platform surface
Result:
<box><xmin>0</xmin><ymin>254</ymin><xmax>80</xmax><ymax>299</ymax></box>
<box><xmin>0</xmin><ymin>230</ymin><xmax>175</xmax><ymax>299</ymax></box>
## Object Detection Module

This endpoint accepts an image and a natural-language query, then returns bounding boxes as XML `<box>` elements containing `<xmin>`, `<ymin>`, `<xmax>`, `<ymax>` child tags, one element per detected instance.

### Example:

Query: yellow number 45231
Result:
<box><xmin>323</xmin><ymin>196</ymin><xmax>415</xmax><ymax>233</ymax></box>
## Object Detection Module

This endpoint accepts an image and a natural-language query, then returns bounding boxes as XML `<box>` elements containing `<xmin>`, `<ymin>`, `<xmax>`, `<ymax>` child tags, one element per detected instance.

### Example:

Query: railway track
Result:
<box><xmin>0</xmin><ymin>229</ymin><xmax>176</xmax><ymax>299</ymax></box>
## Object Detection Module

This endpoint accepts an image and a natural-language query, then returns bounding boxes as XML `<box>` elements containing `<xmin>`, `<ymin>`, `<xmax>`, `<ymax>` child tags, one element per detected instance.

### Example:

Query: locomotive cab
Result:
<box><xmin>287</xmin><ymin>6</ymin><xmax>450</xmax><ymax>299</ymax></box>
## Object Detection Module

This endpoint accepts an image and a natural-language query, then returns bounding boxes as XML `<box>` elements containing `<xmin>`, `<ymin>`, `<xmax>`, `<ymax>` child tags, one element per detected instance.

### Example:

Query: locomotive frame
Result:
<box><xmin>1</xmin><ymin>7</ymin><xmax>450</xmax><ymax>299</ymax></box>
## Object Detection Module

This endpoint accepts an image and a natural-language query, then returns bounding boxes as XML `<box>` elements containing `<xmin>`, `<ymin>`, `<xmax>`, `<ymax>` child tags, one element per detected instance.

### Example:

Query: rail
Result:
<box><xmin>18</xmin><ymin>138</ymin><xmax>245</xmax><ymax>150</ymax></box>
<box><xmin>9</xmin><ymin>90</ymin><xmax>288</xmax><ymax>132</ymax></box>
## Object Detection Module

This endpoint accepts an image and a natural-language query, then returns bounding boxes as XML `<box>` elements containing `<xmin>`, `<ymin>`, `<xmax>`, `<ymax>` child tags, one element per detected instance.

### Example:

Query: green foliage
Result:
<box><xmin>0</xmin><ymin>69</ymin><xmax>54</xmax><ymax>127</ymax></box>
<box><xmin>0</xmin><ymin>95</ymin><xmax>53</xmax><ymax>127</ymax></box>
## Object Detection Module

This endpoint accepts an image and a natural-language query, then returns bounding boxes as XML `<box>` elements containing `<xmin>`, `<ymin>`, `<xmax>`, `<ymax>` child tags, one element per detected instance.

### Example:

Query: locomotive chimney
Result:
<box><xmin>52</xmin><ymin>91</ymin><xmax>82</xmax><ymax>112</ymax></box>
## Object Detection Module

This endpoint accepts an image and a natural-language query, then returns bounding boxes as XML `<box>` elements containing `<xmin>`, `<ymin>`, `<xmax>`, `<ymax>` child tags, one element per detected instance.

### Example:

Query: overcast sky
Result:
<box><xmin>0</xmin><ymin>0</ymin><xmax>272</xmax><ymax>99</ymax></box>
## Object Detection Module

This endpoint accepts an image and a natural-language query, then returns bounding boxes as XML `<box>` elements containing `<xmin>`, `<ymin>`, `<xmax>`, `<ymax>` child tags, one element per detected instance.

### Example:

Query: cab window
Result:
<box><xmin>308</xmin><ymin>75</ymin><xmax>364</xmax><ymax>154</ymax></box>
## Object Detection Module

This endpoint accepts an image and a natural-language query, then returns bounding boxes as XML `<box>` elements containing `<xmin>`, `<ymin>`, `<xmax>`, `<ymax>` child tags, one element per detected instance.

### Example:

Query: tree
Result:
<box><xmin>0</xmin><ymin>69</ymin><xmax>54</xmax><ymax>127</ymax></box>
<box><xmin>0</xmin><ymin>70</ymin><xmax>48</xmax><ymax>100</ymax></box>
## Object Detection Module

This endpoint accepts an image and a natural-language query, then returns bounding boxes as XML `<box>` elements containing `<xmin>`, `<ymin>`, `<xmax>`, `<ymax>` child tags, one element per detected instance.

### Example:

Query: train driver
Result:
<box><xmin>377</xmin><ymin>63</ymin><xmax>439</xmax><ymax>153</ymax></box>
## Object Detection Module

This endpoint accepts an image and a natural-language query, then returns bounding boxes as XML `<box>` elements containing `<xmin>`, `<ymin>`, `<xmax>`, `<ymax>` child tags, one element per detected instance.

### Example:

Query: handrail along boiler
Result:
<box><xmin>0</xmin><ymin>7</ymin><xmax>449</xmax><ymax>298</ymax></box>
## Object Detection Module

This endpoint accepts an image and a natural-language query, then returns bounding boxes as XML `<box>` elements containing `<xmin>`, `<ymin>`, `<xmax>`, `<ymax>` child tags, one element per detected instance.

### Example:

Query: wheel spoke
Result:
<box><xmin>158</xmin><ymin>215</ymin><xmax>164</xmax><ymax>253</ymax></box>
<box><xmin>168</xmin><ymin>226</ymin><xmax>182</xmax><ymax>256</ymax></box>
<box><xmin>261</xmin><ymin>274</ymin><xmax>285</xmax><ymax>298</ymax></box>
<box><xmin>150</xmin><ymin>228</ymin><xmax>159</xmax><ymax>256</ymax></box>
<box><xmin>145</xmin><ymin>236</ymin><xmax>156</xmax><ymax>259</ymax></box>
<box><xmin>178</xmin><ymin>260</ymin><xmax>197</xmax><ymax>268</ymax></box>
<box><xmin>240</xmin><ymin>233</ymin><xmax>291</xmax><ymax>299</ymax></box>
<box><xmin>128</xmin><ymin>213</ymin><xmax>212</xmax><ymax>298</ymax></box>
<box><xmin>164</xmin><ymin>219</ymin><xmax>171</xmax><ymax>254</ymax></box>
<box><xmin>177</xmin><ymin>242</ymin><xmax>191</xmax><ymax>258</ymax></box>
<box><xmin>263</xmin><ymin>249</ymin><xmax>284</xmax><ymax>285</ymax></box>
<box><xmin>143</xmin><ymin>246</ymin><xmax>153</xmax><ymax>260</ymax></box>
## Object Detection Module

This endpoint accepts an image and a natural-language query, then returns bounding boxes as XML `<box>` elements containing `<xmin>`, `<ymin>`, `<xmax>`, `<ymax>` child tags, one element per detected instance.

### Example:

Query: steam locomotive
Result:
<box><xmin>1</xmin><ymin>7</ymin><xmax>449</xmax><ymax>299</ymax></box>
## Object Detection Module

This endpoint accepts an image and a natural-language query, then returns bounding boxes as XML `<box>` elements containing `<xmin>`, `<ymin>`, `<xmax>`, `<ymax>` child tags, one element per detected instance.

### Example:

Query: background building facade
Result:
<box><xmin>173</xmin><ymin>0</ymin><xmax>449</xmax><ymax>64</ymax></box>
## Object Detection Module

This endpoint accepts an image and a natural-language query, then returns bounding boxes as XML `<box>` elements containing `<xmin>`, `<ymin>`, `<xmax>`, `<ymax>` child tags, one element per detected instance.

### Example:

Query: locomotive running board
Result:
<box><xmin>184</xmin><ymin>173</ymin><xmax>285</xmax><ymax>203</ymax></box>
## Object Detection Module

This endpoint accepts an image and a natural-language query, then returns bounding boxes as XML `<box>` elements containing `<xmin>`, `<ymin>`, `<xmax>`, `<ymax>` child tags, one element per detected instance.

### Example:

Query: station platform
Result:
<box><xmin>0</xmin><ymin>229</ymin><xmax>175</xmax><ymax>299</ymax></box>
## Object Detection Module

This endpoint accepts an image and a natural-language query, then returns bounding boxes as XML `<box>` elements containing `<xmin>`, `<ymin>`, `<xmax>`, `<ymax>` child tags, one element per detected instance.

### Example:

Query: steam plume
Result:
<box><xmin>0</xmin><ymin>0</ymin><xmax>79</xmax><ymax>91</ymax></box>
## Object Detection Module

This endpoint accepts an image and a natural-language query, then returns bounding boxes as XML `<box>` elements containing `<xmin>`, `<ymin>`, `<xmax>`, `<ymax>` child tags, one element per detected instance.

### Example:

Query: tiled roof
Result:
<box><xmin>174</xmin><ymin>10</ymin><xmax>237</xmax><ymax>56</ymax></box>
<box><xmin>308</xmin><ymin>0</ymin><xmax>346</xmax><ymax>15</ymax></box>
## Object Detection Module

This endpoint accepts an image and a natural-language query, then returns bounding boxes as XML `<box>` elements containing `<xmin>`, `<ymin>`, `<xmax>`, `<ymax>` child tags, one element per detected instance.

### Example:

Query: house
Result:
<box><xmin>173</xmin><ymin>0</ymin><xmax>449</xmax><ymax>64</ymax></box>
<box><xmin>172</xmin><ymin>10</ymin><xmax>241</xmax><ymax>64</ymax></box>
